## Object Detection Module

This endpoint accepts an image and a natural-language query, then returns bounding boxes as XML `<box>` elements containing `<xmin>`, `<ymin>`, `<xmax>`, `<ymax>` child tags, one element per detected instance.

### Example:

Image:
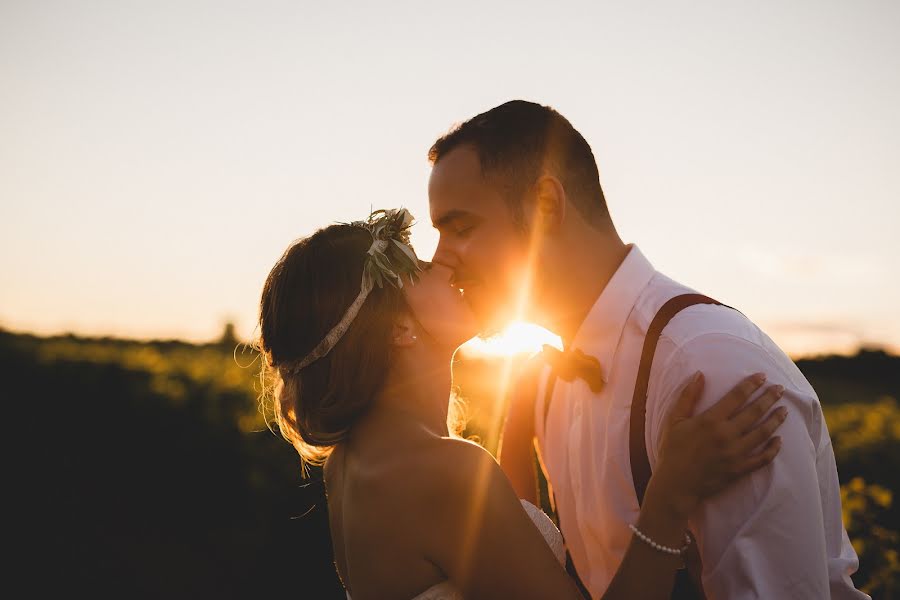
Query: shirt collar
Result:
<box><xmin>569</xmin><ymin>244</ymin><xmax>656</xmax><ymax>382</ymax></box>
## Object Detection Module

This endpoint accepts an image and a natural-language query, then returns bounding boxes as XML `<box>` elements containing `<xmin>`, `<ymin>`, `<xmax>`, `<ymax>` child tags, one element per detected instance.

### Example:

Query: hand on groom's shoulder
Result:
<box><xmin>644</xmin><ymin>307</ymin><xmax>861</xmax><ymax>599</ymax></box>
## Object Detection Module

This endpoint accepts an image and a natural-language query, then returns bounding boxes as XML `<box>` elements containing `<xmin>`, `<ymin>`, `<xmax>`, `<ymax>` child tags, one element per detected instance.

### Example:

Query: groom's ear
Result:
<box><xmin>533</xmin><ymin>174</ymin><xmax>566</xmax><ymax>233</ymax></box>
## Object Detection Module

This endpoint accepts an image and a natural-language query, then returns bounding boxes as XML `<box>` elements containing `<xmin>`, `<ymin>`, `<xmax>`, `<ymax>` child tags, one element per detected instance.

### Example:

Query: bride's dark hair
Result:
<box><xmin>254</xmin><ymin>223</ymin><xmax>464</xmax><ymax>472</ymax></box>
<box><xmin>255</xmin><ymin>224</ymin><xmax>405</xmax><ymax>468</ymax></box>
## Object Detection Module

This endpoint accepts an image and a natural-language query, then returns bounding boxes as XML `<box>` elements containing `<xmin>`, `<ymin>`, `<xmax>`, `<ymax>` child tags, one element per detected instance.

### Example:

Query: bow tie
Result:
<box><xmin>541</xmin><ymin>345</ymin><xmax>605</xmax><ymax>393</ymax></box>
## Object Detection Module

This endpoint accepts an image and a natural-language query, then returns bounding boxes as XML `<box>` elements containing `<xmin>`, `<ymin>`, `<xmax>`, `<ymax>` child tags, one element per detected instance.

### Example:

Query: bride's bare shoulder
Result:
<box><xmin>402</xmin><ymin>437</ymin><xmax>507</xmax><ymax>504</ymax></box>
<box><xmin>416</xmin><ymin>436</ymin><xmax>497</xmax><ymax>473</ymax></box>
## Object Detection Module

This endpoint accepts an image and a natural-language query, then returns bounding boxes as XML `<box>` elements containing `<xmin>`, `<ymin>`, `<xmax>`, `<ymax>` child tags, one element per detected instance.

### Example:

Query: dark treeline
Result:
<box><xmin>5</xmin><ymin>330</ymin><xmax>341</xmax><ymax>599</ymax></box>
<box><xmin>795</xmin><ymin>348</ymin><xmax>900</xmax><ymax>405</ymax></box>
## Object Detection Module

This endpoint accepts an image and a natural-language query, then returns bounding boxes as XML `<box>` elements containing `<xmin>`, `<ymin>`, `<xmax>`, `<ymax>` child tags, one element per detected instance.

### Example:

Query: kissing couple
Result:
<box><xmin>256</xmin><ymin>101</ymin><xmax>867</xmax><ymax>599</ymax></box>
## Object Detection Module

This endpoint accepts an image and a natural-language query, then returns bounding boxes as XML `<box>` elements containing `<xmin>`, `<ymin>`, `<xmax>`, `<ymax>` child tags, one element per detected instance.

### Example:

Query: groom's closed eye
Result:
<box><xmin>455</xmin><ymin>224</ymin><xmax>476</xmax><ymax>238</ymax></box>
<box><xmin>432</xmin><ymin>209</ymin><xmax>483</xmax><ymax>235</ymax></box>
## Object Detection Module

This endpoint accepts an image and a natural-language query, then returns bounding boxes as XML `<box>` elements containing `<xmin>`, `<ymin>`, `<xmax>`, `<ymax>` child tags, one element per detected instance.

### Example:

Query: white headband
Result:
<box><xmin>281</xmin><ymin>208</ymin><xmax>421</xmax><ymax>375</ymax></box>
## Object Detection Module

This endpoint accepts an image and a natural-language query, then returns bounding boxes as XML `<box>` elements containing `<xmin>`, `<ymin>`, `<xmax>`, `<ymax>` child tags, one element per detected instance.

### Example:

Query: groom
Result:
<box><xmin>427</xmin><ymin>100</ymin><xmax>867</xmax><ymax>599</ymax></box>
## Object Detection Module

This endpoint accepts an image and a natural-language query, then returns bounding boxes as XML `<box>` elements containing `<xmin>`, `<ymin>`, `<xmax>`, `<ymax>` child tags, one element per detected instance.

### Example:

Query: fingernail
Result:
<box><xmin>778</xmin><ymin>407</ymin><xmax>788</xmax><ymax>420</ymax></box>
<box><xmin>693</xmin><ymin>371</ymin><xmax>703</xmax><ymax>383</ymax></box>
<box><xmin>775</xmin><ymin>385</ymin><xmax>785</xmax><ymax>397</ymax></box>
<box><xmin>754</xmin><ymin>372</ymin><xmax>767</xmax><ymax>384</ymax></box>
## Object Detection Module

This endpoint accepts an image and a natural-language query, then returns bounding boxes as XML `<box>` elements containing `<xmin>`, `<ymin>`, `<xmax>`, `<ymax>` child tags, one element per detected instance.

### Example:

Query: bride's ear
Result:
<box><xmin>391</xmin><ymin>313</ymin><xmax>419</xmax><ymax>348</ymax></box>
<box><xmin>533</xmin><ymin>174</ymin><xmax>566</xmax><ymax>233</ymax></box>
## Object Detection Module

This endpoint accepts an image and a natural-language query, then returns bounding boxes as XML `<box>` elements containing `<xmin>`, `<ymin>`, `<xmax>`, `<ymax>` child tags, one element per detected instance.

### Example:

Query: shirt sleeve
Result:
<box><xmin>646</xmin><ymin>332</ymin><xmax>868</xmax><ymax>600</ymax></box>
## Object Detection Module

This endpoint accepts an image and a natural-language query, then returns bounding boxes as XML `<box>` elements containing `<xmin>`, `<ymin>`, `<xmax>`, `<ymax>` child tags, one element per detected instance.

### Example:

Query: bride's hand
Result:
<box><xmin>652</xmin><ymin>372</ymin><xmax>787</xmax><ymax>520</ymax></box>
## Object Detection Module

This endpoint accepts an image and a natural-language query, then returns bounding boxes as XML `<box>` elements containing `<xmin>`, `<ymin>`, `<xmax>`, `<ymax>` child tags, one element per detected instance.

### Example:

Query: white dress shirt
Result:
<box><xmin>533</xmin><ymin>245</ymin><xmax>868</xmax><ymax>599</ymax></box>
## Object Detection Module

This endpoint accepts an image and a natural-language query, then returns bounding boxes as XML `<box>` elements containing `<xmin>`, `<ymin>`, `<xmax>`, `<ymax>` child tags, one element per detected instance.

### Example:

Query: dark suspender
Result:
<box><xmin>629</xmin><ymin>294</ymin><xmax>725</xmax><ymax>506</ymax></box>
<box><xmin>544</xmin><ymin>293</ymin><xmax>731</xmax><ymax>599</ymax></box>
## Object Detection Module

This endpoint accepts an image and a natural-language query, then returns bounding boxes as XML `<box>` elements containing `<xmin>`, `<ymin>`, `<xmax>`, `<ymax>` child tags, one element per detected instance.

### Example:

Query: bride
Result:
<box><xmin>256</xmin><ymin>209</ymin><xmax>786</xmax><ymax>599</ymax></box>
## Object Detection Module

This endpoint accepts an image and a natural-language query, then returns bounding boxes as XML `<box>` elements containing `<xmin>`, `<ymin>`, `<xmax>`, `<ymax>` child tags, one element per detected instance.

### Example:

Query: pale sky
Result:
<box><xmin>2</xmin><ymin>0</ymin><xmax>898</xmax><ymax>357</ymax></box>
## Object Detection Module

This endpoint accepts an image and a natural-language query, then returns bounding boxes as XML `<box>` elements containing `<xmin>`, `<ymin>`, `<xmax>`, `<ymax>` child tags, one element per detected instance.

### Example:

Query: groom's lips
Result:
<box><xmin>452</xmin><ymin>277</ymin><xmax>479</xmax><ymax>289</ymax></box>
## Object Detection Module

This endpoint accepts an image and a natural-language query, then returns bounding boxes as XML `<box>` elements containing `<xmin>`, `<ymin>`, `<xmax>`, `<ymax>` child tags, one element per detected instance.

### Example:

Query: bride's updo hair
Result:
<box><xmin>255</xmin><ymin>224</ymin><xmax>409</xmax><ymax>469</ymax></box>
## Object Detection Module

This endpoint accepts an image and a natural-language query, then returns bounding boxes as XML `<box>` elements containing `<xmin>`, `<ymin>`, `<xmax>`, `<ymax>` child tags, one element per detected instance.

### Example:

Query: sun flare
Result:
<box><xmin>461</xmin><ymin>321</ymin><xmax>562</xmax><ymax>358</ymax></box>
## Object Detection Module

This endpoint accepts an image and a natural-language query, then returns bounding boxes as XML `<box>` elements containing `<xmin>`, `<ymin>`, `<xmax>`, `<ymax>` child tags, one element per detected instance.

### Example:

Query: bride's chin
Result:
<box><xmin>448</xmin><ymin>339</ymin><xmax>472</xmax><ymax>358</ymax></box>
<box><xmin>454</xmin><ymin>325</ymin><xmax>480</xmax><ymax>349</ymax></box>
<box><xmin>438</xmin><ymin>331</ymin><xmax>477</xmax><ymax>357</ymax></box>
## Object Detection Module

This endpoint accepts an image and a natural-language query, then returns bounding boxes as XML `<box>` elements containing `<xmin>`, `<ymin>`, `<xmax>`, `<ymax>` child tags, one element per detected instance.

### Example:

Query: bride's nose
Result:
<box><xmin>424</xmin><ymin>261</ymin><xmax>454</xmax><ymax>283</ymax></box>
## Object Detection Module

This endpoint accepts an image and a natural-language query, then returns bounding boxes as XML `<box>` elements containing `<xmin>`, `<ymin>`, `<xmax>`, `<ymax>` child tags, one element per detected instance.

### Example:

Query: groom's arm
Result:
<box><xmin>647</xmin><ymin>332</ymin><xmax>862</xmax><ymax>599</ymax></box>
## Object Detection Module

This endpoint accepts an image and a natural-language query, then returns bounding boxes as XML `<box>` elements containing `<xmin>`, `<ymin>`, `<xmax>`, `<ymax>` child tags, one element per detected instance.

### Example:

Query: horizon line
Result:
<box><xmin>2</xmin><ymin>323</ymin><xmax>897</xmax><ymax>362</ymax></box>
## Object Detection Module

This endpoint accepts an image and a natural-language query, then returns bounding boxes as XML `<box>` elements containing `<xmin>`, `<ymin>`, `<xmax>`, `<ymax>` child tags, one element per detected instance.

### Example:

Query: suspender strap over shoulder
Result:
<box><xmin>629</xmin><ymin>293</ymin><xmax>725</xmax><ymax>504</ymax></box>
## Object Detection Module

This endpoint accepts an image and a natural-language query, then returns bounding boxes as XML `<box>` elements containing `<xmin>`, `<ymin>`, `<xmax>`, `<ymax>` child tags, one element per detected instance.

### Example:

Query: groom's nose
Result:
<box><xmin>431</xmin><ymin>242</ymin><xmax>461</xmax><ymax>271</ymax></box>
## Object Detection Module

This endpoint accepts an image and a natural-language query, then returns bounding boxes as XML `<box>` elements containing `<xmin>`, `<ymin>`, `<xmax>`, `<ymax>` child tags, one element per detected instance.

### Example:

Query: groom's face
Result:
<box><xmin>428</xmin><ymin>145</ymin><xmax>531</xmax><ymax>334</ymax></box>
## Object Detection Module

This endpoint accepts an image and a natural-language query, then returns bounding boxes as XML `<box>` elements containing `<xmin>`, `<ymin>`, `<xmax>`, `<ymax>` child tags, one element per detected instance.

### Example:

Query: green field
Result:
<box><xmin>5</xmin><ymin>328</ymin><xmax>897</xmax><ymax>598</ymax></box>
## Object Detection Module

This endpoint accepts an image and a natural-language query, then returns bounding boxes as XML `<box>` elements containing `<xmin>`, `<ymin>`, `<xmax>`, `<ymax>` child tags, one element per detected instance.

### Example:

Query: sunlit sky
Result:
<box><xmin>2</xmin><ymin>1</ymin><xmax>898</xmax><ymax>357</ymax></box>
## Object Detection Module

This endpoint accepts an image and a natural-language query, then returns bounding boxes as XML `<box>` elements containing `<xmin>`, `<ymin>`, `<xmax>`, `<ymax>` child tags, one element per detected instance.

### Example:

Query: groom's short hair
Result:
<box><xmin>428</xmin><ymin>100</ymin><xmax>609</xmax><ymax>228</ymax></box>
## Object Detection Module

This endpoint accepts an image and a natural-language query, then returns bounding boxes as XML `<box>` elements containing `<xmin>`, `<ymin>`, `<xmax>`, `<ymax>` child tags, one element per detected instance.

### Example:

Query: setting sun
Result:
<box><xmin>461</xmin><ymin>321</ymin><xmax>562</xmax><ymax>357</ymax></box>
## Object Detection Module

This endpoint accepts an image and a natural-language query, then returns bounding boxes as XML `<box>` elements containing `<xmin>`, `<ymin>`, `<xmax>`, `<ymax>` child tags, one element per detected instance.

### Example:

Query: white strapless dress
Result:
<box><xmin>346</xmin><ymin>499</ymin><xmax>565</xmax><ymax>600</ymax></box>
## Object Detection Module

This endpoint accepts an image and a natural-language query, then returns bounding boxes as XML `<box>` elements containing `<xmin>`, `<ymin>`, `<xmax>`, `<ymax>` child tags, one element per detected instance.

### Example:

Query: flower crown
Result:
<box><xmin>281</xmin><ymin>207</ymin><xmax>423</xmax><ymax>375</ymax></box>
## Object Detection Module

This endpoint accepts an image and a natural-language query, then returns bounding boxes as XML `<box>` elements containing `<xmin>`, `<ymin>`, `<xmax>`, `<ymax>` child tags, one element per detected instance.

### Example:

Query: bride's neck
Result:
<box><xmin>364</xmin><ymin>344</ymin><xmax>453</xmax><ymax>438</ymax></box>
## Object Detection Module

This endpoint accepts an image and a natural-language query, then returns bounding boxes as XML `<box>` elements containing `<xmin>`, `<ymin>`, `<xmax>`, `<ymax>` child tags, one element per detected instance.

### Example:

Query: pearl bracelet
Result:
<box><xmin>628</xmin><ymin>523</ymin><xmax>692</xmax><ymax>556</ymax></box>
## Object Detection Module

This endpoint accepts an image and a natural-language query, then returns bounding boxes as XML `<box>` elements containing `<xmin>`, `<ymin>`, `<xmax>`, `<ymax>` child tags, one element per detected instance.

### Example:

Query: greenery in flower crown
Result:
<box><xmin>346</xmin><ymin>208</ymin><xmax>422</xmax><ymax>290</ymax></box>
